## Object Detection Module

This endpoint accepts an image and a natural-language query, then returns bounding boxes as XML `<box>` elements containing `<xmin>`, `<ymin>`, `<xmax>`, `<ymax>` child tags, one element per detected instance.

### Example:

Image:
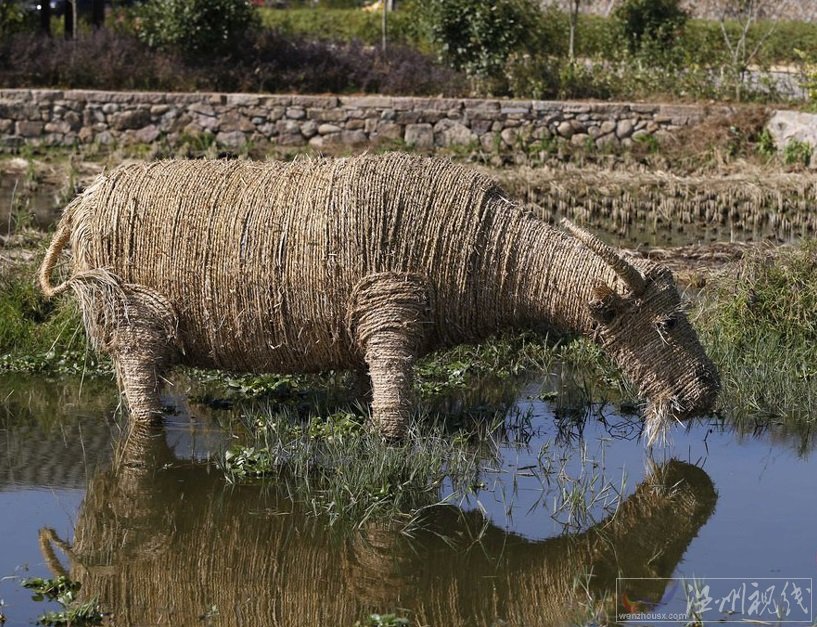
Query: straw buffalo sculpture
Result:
<box><xmin>38</xmin><ymin>153</ymin><xmax>719</xmax><ymax>443</ymax></box>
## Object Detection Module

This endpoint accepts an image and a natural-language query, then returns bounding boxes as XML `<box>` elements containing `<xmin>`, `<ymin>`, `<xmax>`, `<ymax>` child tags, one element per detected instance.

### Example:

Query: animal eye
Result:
<box><xmin>599</xmin><ymin>307</ymin><xmax>616</xmax><ymax>324</ymax></box>
<box><xmin>657</xmin><ymin>316</ymin><xmax>677</xmax><ymax>332</ymax></box>
<box><xmin>589</xmin><ymin>300</ymin><xmax>617</xmax><ymax>324</ymax></box>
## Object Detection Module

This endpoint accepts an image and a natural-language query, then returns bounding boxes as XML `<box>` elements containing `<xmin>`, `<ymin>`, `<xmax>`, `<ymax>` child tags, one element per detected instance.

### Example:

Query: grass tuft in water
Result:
<box><xmin>222</xmin><ymin>411</ymin><xmax>490</xmax><ymax>530</ymax></box>
<box><xmin>697</xmin><ymin>240</ymin><xmax>817</xmax><ymax>449</ymax></box>
<box><xmin>415</xmin><ymin>330</ymin><xmax>558</xmax><ymax>398</ymax></box>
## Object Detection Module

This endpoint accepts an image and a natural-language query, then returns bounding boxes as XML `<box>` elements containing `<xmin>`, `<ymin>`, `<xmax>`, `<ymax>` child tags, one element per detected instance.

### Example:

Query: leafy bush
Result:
<box><xmin>0</xmin><ymin>30</ymin><xmax>199</xmax><ymax>91</ymax></box>
<box><xmin>0</xmin><ymin>0</ymin><xmax>35</xmax><ymax>37</ymax></box>
<box><xmin>135</xmin><ymin>0</ymin><xmax>259</xmax><ymax>57</ymax></box>
<box><xmin>422</xmin><ymin>0</ymin><xmax>544</xmax><ymax>81</ymax></box>
<box><xmin>611</xmin><ymin>0</ymin><xmax>688</xmax><ymax>55</ymax></box>
<box><xmin>221</xmin><ymin>31</ymin><xmax>465</xmax><ymax>95</ymax></box>
<box><xmin>783</xmin><ymin>139</ymin><xmax>813</xmax><ymax>167</ymax></box>
<box><xmin>260</xmin><ymin>6</ymin><xmax>425</xmax><ymax>50</ymax></box>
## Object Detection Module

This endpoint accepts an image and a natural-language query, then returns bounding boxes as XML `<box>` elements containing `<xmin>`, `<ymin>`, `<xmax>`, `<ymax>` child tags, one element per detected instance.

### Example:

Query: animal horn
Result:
<box><xmin>561</xmin><ymin>218</ymin><xmax>646</xmax><ymax>295</ymax></box>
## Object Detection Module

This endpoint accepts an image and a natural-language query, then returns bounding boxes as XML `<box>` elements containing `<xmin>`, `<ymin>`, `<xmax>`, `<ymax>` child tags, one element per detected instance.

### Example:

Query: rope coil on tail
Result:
<box><xmin>38</xmin><ymin>216</ymin><xmax>74</xmax><ymax>299</ymax></box>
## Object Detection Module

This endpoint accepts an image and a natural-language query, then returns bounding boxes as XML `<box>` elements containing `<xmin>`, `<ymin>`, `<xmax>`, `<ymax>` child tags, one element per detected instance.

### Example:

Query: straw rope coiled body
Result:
<box><xmin>39</xmin><ymin>153</ymin><xmax>719</xmax><ymax>441</ymax></box>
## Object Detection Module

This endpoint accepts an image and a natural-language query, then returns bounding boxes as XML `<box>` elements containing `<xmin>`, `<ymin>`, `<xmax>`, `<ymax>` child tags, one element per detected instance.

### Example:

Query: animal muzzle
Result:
<box><xmin>671</xmin><ymin>360</ymin><xmax>721</xmax><ymax>420</ymax></box>
<box><xmin>642</xmin><ymin>364</ymin><xmax>719</xmax><ymax>445</ymax></box>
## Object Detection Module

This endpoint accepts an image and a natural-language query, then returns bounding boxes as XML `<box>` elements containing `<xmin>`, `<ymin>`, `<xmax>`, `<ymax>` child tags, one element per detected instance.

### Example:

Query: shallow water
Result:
<box><xmin>0</xmin><ymin>376</ymin><xmax>815</xmax><ymax>626</ymax></box>
<box><xmin>0</xmin><ymin>177</ymin><xmax>62</xmax><ymax>235</ymax></box>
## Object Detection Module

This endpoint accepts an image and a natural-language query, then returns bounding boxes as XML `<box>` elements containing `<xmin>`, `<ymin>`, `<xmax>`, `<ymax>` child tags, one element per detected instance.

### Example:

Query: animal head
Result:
<box><xmin>562</xmin><ymin>220</ymin><xmax>720</xmax><ymax>444</ymax></box>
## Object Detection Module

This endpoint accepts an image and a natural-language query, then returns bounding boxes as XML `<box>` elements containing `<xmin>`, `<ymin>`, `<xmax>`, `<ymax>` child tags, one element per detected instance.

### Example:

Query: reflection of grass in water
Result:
<box><xmin>222</xmin><ymin>412</ymin><xmax>489</xmax><ymax>531</ymax></box>
<box><xmin>697</xmin><ymin>241</ymin><xmax>817</xmax><ymax>453</ymax></box>
<box><xmin>0</xmin><ymin>374</ymin><xmax>117</xmax><ymax>434</ymax></box>
<box><xmin>218</xmin><ymin>381</ymin><xmax>631</xmax><ymax>533</ymax></box>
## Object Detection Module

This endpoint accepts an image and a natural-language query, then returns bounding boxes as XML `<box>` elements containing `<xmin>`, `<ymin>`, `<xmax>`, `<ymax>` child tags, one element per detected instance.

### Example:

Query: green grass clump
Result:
<box><xmin>697</xmin><ymin>241</ymin><xmax>817</xmax><ymax>448</ymax></box>
<box><xmin>222</xmin><ymin>412</ymin><xmax>487</xmax><ymax>530</ymax></box>
<box><xmin>0</xmin><ymin>266</ymin><xmax>109</xmax><ymax>376</ymax></box>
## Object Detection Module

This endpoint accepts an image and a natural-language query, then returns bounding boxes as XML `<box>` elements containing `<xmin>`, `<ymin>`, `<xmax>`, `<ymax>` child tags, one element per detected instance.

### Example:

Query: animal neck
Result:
<box><xmin>483</xmin><ymin>208</ymin><xmax>616</xmax><ymax>337</ymax></box>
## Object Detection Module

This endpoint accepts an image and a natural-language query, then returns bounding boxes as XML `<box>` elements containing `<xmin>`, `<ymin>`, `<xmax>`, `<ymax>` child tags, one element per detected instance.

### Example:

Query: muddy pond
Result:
<box><xmin>0</xmin><ymin>372</ymin><xmax>815</xmax><ymax>626</ymax></box>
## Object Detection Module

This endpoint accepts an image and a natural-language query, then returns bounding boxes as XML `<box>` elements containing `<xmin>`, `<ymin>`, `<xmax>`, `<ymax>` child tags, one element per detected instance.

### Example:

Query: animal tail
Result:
<box><xmin>38</xmin><ymin>188</ymin><xmax>109</xmax><ymax>299</ymax></box>
<box><xmin>38</xmin><ymin>212</ymin><xmax>75</xmax><ymax>298</ymax></box>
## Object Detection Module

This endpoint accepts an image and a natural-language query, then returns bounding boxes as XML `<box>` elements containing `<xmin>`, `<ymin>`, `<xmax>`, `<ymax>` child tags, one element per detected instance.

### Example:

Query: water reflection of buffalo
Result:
<box><xmin>40</xmin><ymin>427</ymin><xmax>717</xmax><ymax>626</ymax></box>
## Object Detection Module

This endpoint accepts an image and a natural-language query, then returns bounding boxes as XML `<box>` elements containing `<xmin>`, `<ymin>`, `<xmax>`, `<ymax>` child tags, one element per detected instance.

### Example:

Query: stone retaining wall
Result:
<box><xmin>0</xmin><ymin>88</ymin><xmax>736</xmax><ymax>152</ymax></box>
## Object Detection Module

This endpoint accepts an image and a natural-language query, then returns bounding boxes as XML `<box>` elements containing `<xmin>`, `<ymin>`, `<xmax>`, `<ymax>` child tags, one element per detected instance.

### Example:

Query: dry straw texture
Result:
<box><xmin>39</xmin><ymin>153</ymin><xmax>718</xmax><ymax>440</ymax></box>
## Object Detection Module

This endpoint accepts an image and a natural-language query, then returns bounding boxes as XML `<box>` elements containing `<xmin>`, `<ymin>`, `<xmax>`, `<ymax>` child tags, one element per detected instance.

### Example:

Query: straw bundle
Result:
<box><xmin>39</xmin><ymin>153</ymin><xmax>718</xmax><ymax>440</ymax></box>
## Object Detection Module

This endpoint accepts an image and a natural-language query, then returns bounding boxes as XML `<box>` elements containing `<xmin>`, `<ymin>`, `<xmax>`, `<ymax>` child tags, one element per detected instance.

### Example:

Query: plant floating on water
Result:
<box><xmin>22</xmin><ymin>577</ymin><xmax>80</xmax><ymax>605</ymax></box>
<box><xmin>37</xmin><ymin>601</ymin><xmax>104</xmax><ymax>627</ymax></box>
<box><xmin>21</xmin><ymin>577</ymin><xmax>104</xmax><ymax>626</ymax></box>
<box><xmin>224</xmin><ymin>446</ymin><xmax>276</xmax><ymax>479</ymax></box>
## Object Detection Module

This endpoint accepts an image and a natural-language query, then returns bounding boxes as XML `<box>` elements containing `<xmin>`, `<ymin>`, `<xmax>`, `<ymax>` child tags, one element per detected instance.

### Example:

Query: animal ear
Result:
<box><xmin>588</xmin><ymin>283</ymin><xmax>622</xmax><ymax>324</ymax></box>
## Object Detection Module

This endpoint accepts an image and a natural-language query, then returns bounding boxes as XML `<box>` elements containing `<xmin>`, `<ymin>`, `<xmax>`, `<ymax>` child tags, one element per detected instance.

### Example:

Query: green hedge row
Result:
<box><xmin>261</xmin><ymin>7</ymin><xmax>817</xmax><ymax>68</ymax></box>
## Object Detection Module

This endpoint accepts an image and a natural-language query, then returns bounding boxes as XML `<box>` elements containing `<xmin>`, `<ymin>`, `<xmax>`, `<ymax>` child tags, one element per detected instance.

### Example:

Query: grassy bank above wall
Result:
<box><xmin>260</xmin><ymin>7</ymin><xmax>817</xmax><ymax>68</ymax></box>
<box><xmin>5</xmin><ymin>6</ymin><xmax>814</xmax><ymax>103</ymax></box>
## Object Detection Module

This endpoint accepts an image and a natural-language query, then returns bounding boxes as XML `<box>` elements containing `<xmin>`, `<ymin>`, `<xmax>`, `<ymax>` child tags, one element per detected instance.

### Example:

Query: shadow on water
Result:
<box><xmin>34</xmin><ymin>419</ymin><xmax>716</xmax><ymax>626</ymax></box>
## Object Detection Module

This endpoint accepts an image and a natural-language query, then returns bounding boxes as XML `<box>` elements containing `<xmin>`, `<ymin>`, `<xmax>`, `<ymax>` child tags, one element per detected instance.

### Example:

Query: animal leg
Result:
<box><xmin>347</xmin><ymin>273</ymin><xmax>430</xmax><ymax>440</ymax></box>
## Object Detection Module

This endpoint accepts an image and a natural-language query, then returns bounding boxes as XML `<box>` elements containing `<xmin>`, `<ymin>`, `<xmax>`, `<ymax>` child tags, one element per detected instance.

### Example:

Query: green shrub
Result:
<box><xmin>783</xmin><ymin>139</ymin><xmax>813</xmax><ymax>167</ymax></box>
<box><xmin>0</xmin><ymin>0</ymin><xmax>34</xmax><ymax>37</ymax></box>
<box><xmin>135</xmin><ymin>0</ymin><xmax>259</xmax><ymax>58</ymax></box>
<box><xmin>756</xmin><ymin>128</ymin><xmax>776</xmax><ymax>158</ymax></box>
<box><xmin>795</xmin><ymin>48</ymin><xmax>817</xmax><ymax>108</ymax></box>
<box><xmin>503</xmin><ymin>52</ymin><xmax>560</xmax><ymax>100</ymax></box>
<box><xmin>423</xmin><ymin>0</ymin><xmax>544</xmax><ymax>82</ymax></box>
<box><xmin>611</xmin><ymin>0</ymin><xmax>688</xmax><ymax>55</ymax></box>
